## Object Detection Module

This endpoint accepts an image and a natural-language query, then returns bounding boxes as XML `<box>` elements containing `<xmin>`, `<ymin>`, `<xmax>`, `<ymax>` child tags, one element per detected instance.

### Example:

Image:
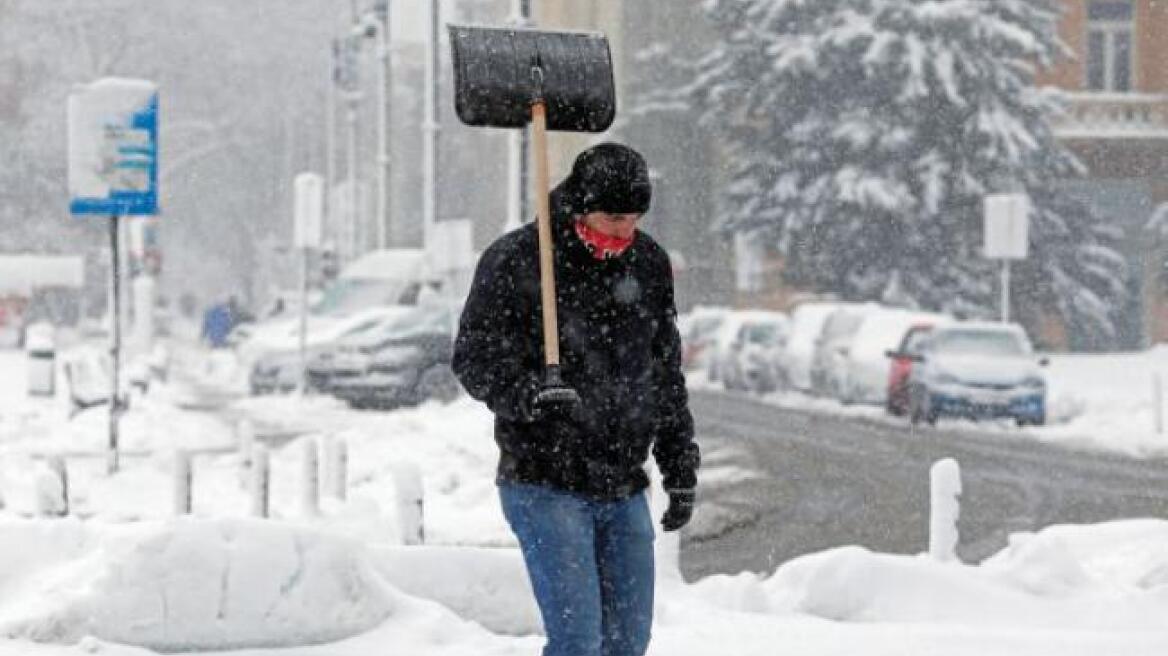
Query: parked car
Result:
<box><xmin>247</xmin><ymin>306</ymin><xmax>408</xmax><ymax>394</ymax></box>
<box><xmin>907</xmin><ymin>322</ymin><xmax>1047</xmax><ymax>426</ymax></box>
<box><xmin>327</xmin><ymin>303</ymin><xmax>461</xmax><ymax>409</ymax></box>
<box><xmin>304</xmin><ymin>305</ymin><xmax>419</xmax><ymax>392</ymax></box>
<box><xmin>233</xmin><ymin>248</ymin><xmax>440</xmax><ymax>354</ymax></box>
<box><xmin>838</xmin><ymin>309</ymin><xmax>951</xmax><ymax>404</ymax></box>
<box><xmin>678</xmin><ymin>306</ymin><xmax>729</xmax><ymax>371</ymax></box>
<box><xmin>781</xmin><ymin>302</ymin><xmax>843</xmax><ymax>393</ymax></box>
<box><xmin>709</xmin><ymin>310</ymin><xmax>789</xmax><ymax>392</ymax></box>
<box><xmin>884</xmin><ymin>323</ymin><xmax>937</xmax><ymax>416</ymax></box>
<box><xmin>809</xmin><ymin>304</ymin><xmax>875</xmax><ymax>397</ymax></box>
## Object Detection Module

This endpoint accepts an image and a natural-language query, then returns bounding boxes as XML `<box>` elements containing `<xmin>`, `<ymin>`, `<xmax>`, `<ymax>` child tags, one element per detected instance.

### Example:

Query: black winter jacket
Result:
<box><xmin>452</xmin><ymin>208</ymin><xmax>699</xmax><ymax>501</ymax></box>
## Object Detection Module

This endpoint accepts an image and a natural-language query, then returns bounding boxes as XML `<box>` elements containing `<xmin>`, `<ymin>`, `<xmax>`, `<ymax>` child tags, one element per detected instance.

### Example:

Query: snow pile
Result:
<box><xmin>982</xmin><ymin>519</ymin><xmax>1168</xmax><ymax>596</ymax></box>
<box><xmin>0</xmin><ymin>517</ymin><xmax>394</xmax><ymax>650</ymax></box>
<box><xmin>748</xmin><ymin>520</ymin><xmax>1168</xmax><ymax>631</ymax></box>
<box><xmin>372</xmin><ymin>545</ymin><xmax>540</xmax><ymax>636</ymax></box>
<box><xmin>1033</xmin><ymin>347</ymin><xmax>1168</xmax><ymax>456</ymax></box>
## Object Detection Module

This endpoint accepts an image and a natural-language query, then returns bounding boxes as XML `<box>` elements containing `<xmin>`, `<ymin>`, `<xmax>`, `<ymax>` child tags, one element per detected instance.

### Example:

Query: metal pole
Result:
<box><xmin>422</xmin><ymin>0</ymin><xmax>440</xmax><ymax>248</ymax></box>
<box><xmin>326</xmin><ymin>40</ymin><xmax>338</xmax><ymax>250</ymax></box>
<box><xmin>346</xmin><ymin>99</ymin><xmax>359</xmax><ymax>259</ymax></box>
<box><xmin>374</xmin><ymin>9</ymin><xmax>391</xmax><ymax>249</ymax></box>
<box><xmin>108</xmin><ymin>214</ymin><xmax>122</xmax><ymax>474</ymax></box>
<box><xmin>1001</xmin><ymin>259</ymin><xmax>1011</xmax><ymax>323</ymax></box>
<box><xmin>298</xmin><ymin>246</ymin><xmax>309</xmax><ymax>394</ymax></box>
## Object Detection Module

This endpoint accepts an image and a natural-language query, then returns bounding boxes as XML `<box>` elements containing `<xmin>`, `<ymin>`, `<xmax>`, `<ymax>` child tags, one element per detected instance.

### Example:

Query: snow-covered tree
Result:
<box><xmin>671</xmin><ymin>0</ymin><xmax>1126</xmax><ymax>345</ymax></box>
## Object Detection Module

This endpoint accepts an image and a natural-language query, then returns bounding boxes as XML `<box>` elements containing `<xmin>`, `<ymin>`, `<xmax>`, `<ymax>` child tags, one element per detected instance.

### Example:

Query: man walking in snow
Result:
<box><xmin>453</xmin><ymin>142</ymin><xmax>700</xmax><ymax>656</ymax></box>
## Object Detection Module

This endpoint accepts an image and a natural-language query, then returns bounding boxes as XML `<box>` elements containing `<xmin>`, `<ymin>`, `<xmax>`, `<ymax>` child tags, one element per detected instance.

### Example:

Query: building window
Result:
<box><xmin>1086</xmin><ymin>0</ymin><xmax>1134</xmax><ymax>92</ymax></box>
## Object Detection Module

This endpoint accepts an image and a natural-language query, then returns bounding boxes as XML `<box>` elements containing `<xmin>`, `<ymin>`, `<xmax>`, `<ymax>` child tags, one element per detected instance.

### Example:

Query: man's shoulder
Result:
<box><xmin>632</xmin><ymin>231</ymin><xmax>672</xmax><ymax>272</ymax></box>
<box><xmin>479</xmin><ymin>224</ymin><xmax>537</xmax><ymax>270</ymax></box>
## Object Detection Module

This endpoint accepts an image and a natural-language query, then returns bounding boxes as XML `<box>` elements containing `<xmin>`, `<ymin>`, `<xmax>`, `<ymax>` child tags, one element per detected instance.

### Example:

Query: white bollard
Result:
<box><xmin>301</xmin><ymin>439</ymin><xmax>320</xmax><ymax>517</ymax></box>
<box><xmin>237</xmin><ymin>419</ymin><xmax>256</xmax><ymax>468</ymax></box>
<box><xmin>392</xmin><ymin>463</ymin><xmax>425</xmax><ymax>545</ymax></box>
<box><xmin>332</xmin><ymin>440</ymin><xmax>348</xmax><ymax>501</ymax></box>
<box><xmin>173</xmin><ymin>450</ymin><xmax>193</xmax><ymax>515</ymax></box>
<box><xmin>320</xmin><ymin>435</ymin><xmax>335</xmax><ymax>496</ymax></box>
<box><xmin>929</xmin><ymin>458</ymin><xmax>962</xmax><ymax>562</ymax></box>
<box><xmin>649</xmin><ymin>464</ymin><xmax>682</xmax><ymax>584</ymax></box>
<box><xmin>1154</xmin><ymin>374</ymin><xmax>1164</xmax><ymax>435</ymax></box>
<box><xmin>250</xmin><ymin>447</ymin><xmax>271</xmax><ymax>518</ymax></box>
<box><xmin>36</xmin><ymin>456</ymin><xmax>69</xmax><ymax>517</ymax></box>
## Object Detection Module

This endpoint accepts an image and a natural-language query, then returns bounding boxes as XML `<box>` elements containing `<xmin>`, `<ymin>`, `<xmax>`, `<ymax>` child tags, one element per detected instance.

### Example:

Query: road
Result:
<box><xmin>680</xmin><ymin>389</ymin><xmax>1168</xmax><ymax>581</ymax></box>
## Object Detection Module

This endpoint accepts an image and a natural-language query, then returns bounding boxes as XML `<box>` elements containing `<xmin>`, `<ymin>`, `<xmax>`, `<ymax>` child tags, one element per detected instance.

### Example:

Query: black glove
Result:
<box><xmin>661</xmin><ymin>489</ymin><xmax>695</xmax><ymax>532</ymax></box>
<box><xmin>528</xmin><ymin>382</ymin><xmax>581</xmax><ymax>422</ymax></box>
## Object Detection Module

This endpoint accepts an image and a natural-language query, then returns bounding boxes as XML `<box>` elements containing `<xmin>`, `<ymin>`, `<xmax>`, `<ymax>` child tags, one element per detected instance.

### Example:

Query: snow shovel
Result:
<box><xmin>449</xmin><ymin>24</ymin><xmax>615</xmax><ymax>387</ymax></box>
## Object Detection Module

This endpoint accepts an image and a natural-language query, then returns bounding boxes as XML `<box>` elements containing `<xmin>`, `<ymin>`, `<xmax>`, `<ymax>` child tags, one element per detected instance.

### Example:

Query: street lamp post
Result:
<box><xmin>355</xmin><ymin>4</ymin><xmax>391</xmax><ymax>250</ymax></box>
<box><xmin>423</xmin><ymin>0</ymin><xmax>440</xmax><ymax>249</ymax></box>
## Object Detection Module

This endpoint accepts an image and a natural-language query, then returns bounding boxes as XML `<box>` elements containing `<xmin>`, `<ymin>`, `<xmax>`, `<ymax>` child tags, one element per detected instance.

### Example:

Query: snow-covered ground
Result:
<box><xmin>1</xmin><ymin>344</ymin><xmax>1167</xmax><ymax>654</ymax></box>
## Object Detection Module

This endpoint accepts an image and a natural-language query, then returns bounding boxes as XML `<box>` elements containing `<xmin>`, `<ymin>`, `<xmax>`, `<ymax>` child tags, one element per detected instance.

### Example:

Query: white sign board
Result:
<box><xmin>68</xmin><ymin>78</ymin><xmax>159</xmax><ymax>216</ymax></box>
<box><xmin>294</xmin><ymin>173</ymin><xmax>324</xmax><ymax>249</ymax></box>
<box><xmin>983</xmin><ymin>193</ymin><xmax>1030</xmax><ymax>260</ymax></box>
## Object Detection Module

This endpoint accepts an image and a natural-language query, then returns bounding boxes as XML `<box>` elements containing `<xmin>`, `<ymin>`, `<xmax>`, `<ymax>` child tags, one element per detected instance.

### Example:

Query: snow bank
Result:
<box><xmin>0</xmin><ymin>517</ymin><xmax>394</xmax><ymax>650</ymax></box>
<box><xmin>1032</xmin><ymin>347</ymin><xmax>1168</xmax><ymax>456</ymax></box>
<box><xmin>373</xmin><ymin>545</ymin><xmax>541</xmax><ymax>636</ymax></box>
<box><xmin>755</xmin><ymin>521</ymin><xmax>1168</xmax><ymax>631</ymax></box>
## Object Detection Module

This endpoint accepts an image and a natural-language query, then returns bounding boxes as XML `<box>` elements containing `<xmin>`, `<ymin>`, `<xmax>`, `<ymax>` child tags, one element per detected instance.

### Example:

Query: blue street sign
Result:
<box><xmin>68</xmin><ymin>78</ymin><xmax>159</xmax><ymax>216</ymax></box>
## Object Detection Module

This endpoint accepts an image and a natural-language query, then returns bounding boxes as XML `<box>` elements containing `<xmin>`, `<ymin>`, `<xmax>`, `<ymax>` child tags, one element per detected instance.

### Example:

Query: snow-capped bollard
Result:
<box><xmin>929</xmin><ymin>458</ymin><xmax>962</xmax><ymax>562</ymax></box>
<box><xmin>331</xmin><ymin>439</ymin><xmax>349</xmax><ymax>501</ymax></box>
<box><xmin>237</xmin><ymin>419</ymin><xmax>255</xmax><ymax>469</ymax></box>
<box><xmin>320</xmin><ymin>435</ymin><xmax>335</xmax><ymax>495</ymax></box>
<box><xmin>173</xmin><ymin>450</ymin><xmax>193</xmax><ymax>515</ymax></box>
<box><xmin>649</xmin><ymin>464</ymin><xmax>682</xmax><ymax>584</ymax></box>
<box><xmin>1154</xmin><ymin>374</ymin><xmax>1164</xmax><ymax>435</ymax></box>
<box><xmin>250</xmin><ymin>447</ymin><xmax>271</xmax><ymax>518</ymax></box>
<box><xmin>301</xmin><ymin>439</ymin><xmax>320</xmax><ymax>517</ymax></box>
<box><xmin>392</xmin><ymin>463</ymin><xmax>424</xmax><ymax>545</ymax></box>
<box><xmin>36</xmin><ymin>456</ymin><xmax>69</xmax><ymax>517</ymax></box>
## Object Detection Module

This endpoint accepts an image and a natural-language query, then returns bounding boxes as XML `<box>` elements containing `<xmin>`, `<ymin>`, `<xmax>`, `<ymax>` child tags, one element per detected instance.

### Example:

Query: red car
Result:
<box><xmin>885</xmin><ymin>324</ymin><xmax>936</xmax><ymax>416</ymax></box>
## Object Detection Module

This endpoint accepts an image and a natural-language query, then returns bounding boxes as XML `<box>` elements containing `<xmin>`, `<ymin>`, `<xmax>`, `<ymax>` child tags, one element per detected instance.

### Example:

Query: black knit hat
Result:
<box><xmin>565</xmin><ymin>143</ymin><xmax>652</xmax><ymax>215</ymax></box>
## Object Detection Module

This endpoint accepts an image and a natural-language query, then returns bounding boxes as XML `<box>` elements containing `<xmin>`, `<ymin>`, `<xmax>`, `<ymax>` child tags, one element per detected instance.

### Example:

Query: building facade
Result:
<box><xmin>1038</xmin><ymin>0</ymin><xmax>1168</xmax><ymax>347</ymax></box>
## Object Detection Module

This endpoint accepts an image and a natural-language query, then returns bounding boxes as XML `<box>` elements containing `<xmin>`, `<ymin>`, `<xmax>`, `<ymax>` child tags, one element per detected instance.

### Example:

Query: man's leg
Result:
<box><xmin>499</xmin><ymin>483</ymin><xmax>603</xmax><ymax>656</ymax></box>
<box><xmin>596</xmin><ymin>492</ymin><xmax>656</xmax><ymax>656</ymax></box>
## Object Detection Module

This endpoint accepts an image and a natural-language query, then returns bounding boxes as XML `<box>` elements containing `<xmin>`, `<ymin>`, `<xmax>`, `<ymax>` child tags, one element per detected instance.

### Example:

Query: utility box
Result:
<box><xmin>25</xmin><ymin>322</ymin><xmax>56</xmax><ymax>397</ymax></box>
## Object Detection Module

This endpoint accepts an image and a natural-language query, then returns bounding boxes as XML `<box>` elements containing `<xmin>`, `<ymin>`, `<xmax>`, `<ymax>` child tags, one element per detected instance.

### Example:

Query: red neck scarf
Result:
<box><xmin>574</xmin><ymin>220</ymin><xmax>635</xmax><ymax>260</ymax></box>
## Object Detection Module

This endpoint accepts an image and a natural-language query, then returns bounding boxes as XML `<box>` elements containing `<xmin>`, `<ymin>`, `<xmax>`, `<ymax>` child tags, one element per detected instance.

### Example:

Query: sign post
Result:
<box><xmin>983</xmin><ymin>193</ymin><xmax>1030</xmax><ymax>323</ymax></box>
<box><xmin>68</xmin><ymin>78</ymin><xmax>159</xmax><ymax>474</ymax></box>
<box><xmin>294</xmin><ymin>172</ymin><xmax>324</xmax><ymax>394</ymax></box>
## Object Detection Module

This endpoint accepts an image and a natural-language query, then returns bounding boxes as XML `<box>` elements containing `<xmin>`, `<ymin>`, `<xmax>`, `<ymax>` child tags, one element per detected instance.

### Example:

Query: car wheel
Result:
<box><xmin>909</xmin><ymin>386</ymin><xmax>932</xmax><ymax>426</ymax></box>
<box><xmin>418</xmin><ymin>366</ymin><xmax>460</xmax><ymax>403</ymax></box>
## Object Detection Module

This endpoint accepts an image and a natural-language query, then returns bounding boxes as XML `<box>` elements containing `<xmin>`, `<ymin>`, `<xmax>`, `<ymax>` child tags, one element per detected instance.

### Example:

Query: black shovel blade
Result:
<box><xmin>449</xmin><ymin>24</ymin><xmax>615</xmax><ymax>133</ymax></box>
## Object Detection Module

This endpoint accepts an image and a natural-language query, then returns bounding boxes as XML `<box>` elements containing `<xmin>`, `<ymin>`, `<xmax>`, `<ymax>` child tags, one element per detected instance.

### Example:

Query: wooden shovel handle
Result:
<box><xmin>531</xmin><ymin>102</ymin><xmax>560</xmax><ymax>367</ymax></box>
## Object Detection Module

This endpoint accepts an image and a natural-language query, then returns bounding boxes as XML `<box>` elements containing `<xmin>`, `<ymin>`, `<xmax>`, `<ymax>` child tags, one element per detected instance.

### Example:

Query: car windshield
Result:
<box><xmin>901</xmin><ymin>328</ymin><xmax>933</xmax><ymax>355</ymax></box>
<box><xmin>312</xmin><ymin>279</ymin><xmax>410</xmax><ymax>316</ymax></box>
<box><xmin>688</xmin><ymin>316</ymin><xmax>724</xmax><ymax>342</ymax></box>
<box><xmin>931</xmin><ymin>330</ymin><xmax>1028</xmax><ymax>356</ymax></box>
<box><xmin>743</xmin><ymin>322</ymin><xmax>780</xmax><ymax>345</ymax></box>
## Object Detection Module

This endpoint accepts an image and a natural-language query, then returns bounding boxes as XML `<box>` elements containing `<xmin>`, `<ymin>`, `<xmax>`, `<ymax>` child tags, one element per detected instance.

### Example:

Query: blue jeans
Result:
<box><xmin>499</xmin><ymin>483</ymin><xmax>655</xmax><ymax>656</ymax></box>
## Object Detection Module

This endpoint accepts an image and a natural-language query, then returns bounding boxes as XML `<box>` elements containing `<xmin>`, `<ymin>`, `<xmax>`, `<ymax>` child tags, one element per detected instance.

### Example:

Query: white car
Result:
<box><xmin>709</xmin><ymin>311</ymin><xmax>790</xmax><ymax>393</ymax></box>
<box><xmin>781</xmin><ymin>302</ymin><xmax>844</xmax><ymax>392</ymax></box>
<box><xmin>809</xmin><ymin>303</ymin><xmax>877</xmax><ymax>397</ymax></box>
<box><xmin>837</xmin><ymin>308</ymin><xmax>952</xmax><ymax>404</ymax></box>
<box><xmin>907</xmin><ymin>322</ymin><xmax>1047</xmax><ymax>426</ymax></box>
<box><xmin>246</xmin><ymin>306</ymin><xmax>411</xmax><ymax>394</ymax></box>
<box><xmin>678</xmin><ymin>306</ymin><xmax>729</xmax><ymax>371</ymax></box>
